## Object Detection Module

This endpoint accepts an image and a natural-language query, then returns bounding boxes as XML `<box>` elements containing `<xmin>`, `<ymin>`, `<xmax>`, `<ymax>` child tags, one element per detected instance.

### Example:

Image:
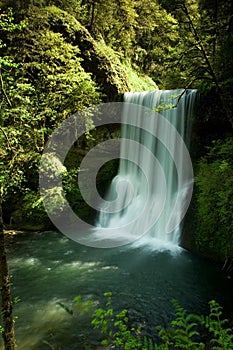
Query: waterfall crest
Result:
<box><xmin>96</xmin><ymin>90</ymin><xmax>197</xmax><ymax>251</ymax></box>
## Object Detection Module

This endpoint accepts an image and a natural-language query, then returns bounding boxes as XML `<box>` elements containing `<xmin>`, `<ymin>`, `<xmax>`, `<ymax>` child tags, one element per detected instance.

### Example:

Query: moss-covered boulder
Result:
<box><xmin>43</xmin><ymin>6</ymin><xmax>157</xmax><ymax>100</ymax></box>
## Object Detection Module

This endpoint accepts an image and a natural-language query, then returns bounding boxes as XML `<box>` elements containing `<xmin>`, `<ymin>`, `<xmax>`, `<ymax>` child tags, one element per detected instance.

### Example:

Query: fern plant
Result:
<box><xmin>157</xmin><ymin>300</ymin><xmax>205</xmax><ymax>350</ymax></box>
<box><xmin>91</xmin><ymin>292</ymin><xmax>145</xmax><ymax>349</ymax></box>
<box><xmin>91</xmin><ymin>293</ymin><xmax>233</xmax><ymax>350</ymax></box>
<box><xmin>199</xmin><ymin>300</ymin><xmax>233</xmax><ymax>349</ymax></box>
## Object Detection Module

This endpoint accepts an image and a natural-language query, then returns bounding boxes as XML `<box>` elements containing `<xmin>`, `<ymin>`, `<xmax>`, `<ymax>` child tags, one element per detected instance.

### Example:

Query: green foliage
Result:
<box><xmin>194</xmin><ymin>138</ymin><xmax>233</xmax><ymax>261</ymax></box>
<box><xmin>1</xmin><ymin>0</ymin><xmax>233</xmax><ymax>111</ymax></box>
<box><xmin>157</xmin><ymin>300</ymin><xmax>205</xmax><ymax>349</ymax></box>
<box><xmin>7</xmin><ymin>190</ymin><xmax>50</xmax><ymax>230</ymax></box>
<box><xmin>200</xmin><ymin>300</ymin><xmax>233</xmax><ymax>349</ymax></box>
<box><xmin>51</xmin><ymin>0</ymin><xmax>84</xmax><ymax>18</ymax></box>
<box><xmin>57</xmin><ymin>295</ymin><xmax>94</xmax><ymax>318</ymax></box>
<box><xmin>0</xmin><ymin>6</ymin><xmax>101</xmax><ymax>220</ymax></box>
<box><xmin>133</xmin><ymin>2</ymin><xmax>180</xmax><ymax>88</ymax></box>
<box><xmin>73</xmin><ymin>295</ymin><xmax>94</xmax><ymax>316</ymax></box>
<box><xmin>0</xmin><ymin>8</ymin><xmax>38</xmax><ymax>201</ymax></box>
<box><xmin>62</xmin><ymin>168</ymin><xmax>87</xmax><ymax>218</ymax></box>
<box><xmin>8</xmin><ymin>16</ymin><xmax>101</xmax><ymax>123</ymax></box>
<box><xmin>20</xmin><ymin>191</ymin><xmax>48</xmax><ymax>222</ymax></box>
<box><xmin>77</xmin><ymin>0</ymin><xmax>138</xmax><ymax>56</ymax></box>
<box><xmin>1</xmin><ymin>0</ymin><xmax>232</xmax><ymax>231</ymax></box>
<box><xmin>0</xmin><ymin>7</ymin><xmax>27</xmax><ymax>68</ymax></box>
<box><xmin>123</xmin><ymin>63</ymin><xmax>158</xmax><ymax>92</ymax></box>
<box><xmin>92</xmin><ymin>292</ymin><xmax>144</xmax><ymax>349</ymax></box>
<box><xmin>35</xmin><ymin>6</ymin><xmax>140</xmax><ymax>98</ymax></box>
<box><xmin>91</xmin><ymin>294</ymin><xmax>233</xmax><ymax>350</ymax></box>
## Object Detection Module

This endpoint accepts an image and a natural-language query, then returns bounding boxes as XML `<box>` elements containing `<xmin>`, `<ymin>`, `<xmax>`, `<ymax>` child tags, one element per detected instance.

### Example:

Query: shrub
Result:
<box><xmin>194</xmin><ymin>138</ymin><xmax>233</xmax><ymax>262</ymax></box>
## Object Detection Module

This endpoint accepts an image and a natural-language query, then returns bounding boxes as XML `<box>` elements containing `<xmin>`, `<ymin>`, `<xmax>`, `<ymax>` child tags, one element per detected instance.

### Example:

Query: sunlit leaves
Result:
<box><xmin>0</xmin><ymin>6</ymin><xmax>100</xmax><ymax>206</ymax></box>
<box><xmin>0</xmin><ymin>7</ymin><xmax>27</xmax><ymax>68</ymax></box>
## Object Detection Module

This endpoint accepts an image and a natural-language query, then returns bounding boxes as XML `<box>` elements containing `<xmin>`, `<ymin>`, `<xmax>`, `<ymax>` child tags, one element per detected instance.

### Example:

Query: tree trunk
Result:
<box><xmin>0</xmin><ymin>203</ymin><xmax>15</xmax><ymax>350</ymax></box>
<box><xmin>90</xmin><ymin>0</ymin><xmax>96</xmax><ymax>32</ymax></box>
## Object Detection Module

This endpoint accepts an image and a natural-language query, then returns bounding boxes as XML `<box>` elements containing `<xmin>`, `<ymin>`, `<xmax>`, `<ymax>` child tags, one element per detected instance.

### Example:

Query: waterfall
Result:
<box><xmin>96</xmin><ymin>89</ymin><xmax>197</xmax><ymax>251</ymax></box>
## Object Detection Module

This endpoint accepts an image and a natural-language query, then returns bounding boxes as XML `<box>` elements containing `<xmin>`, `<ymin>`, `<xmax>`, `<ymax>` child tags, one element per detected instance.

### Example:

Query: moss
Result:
<box><xmin>43</xmin><ymin>6</ymin><xmax>157</xmax><ymax>100</ymax></box>
<box><xmin>123</xmin><ymin>63</ymin><xmax>158</xmax><ymax>92</ymax></box>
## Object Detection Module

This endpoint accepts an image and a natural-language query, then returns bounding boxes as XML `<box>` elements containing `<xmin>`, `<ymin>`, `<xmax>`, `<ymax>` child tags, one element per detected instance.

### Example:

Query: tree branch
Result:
<box><xmin>0</xmin><ymin>71</ymin><xmax>12</xmax><ymax>108</ymax></box>
<box><xmin>181</xmin><ymin>4</ymin><xmax>220</xmax><ymax>91</ymax></box>
<box><xmin>181</xmin><ymin>4</ymin><xmax>233</xmax><ymax>128</ymax></box>
<box><xmin>0</xmin><ymin>126</ymin><xmax>14</xmax><ymax>153</ymax></box>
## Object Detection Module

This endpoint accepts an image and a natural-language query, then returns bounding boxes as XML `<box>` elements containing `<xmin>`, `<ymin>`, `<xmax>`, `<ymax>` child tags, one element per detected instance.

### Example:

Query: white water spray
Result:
<box><xmin>96</xmin><ymin>90</ymin><xmax>197</xmax><ymax>251</ymax></box>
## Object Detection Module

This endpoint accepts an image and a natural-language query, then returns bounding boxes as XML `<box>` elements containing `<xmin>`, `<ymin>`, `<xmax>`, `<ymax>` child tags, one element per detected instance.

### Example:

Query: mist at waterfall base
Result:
<box><xmin>95</xmin><ymin>90</ymin><xmax>197</xmax><ymax>251</ymax></box>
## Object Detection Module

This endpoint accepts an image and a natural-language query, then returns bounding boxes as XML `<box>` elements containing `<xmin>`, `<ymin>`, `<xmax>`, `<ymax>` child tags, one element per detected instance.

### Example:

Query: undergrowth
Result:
<box><xmin>91</xmin><ymin>293</ymin><xmax>233</xmax><ymax>349</ymax></box>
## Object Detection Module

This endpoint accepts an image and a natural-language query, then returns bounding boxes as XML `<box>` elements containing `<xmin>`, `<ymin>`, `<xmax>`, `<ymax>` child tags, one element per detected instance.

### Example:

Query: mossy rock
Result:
<box><xmin>44</xmin><ymin>6</ymin><xmax>157</xmax><ymax>100</ymax></box>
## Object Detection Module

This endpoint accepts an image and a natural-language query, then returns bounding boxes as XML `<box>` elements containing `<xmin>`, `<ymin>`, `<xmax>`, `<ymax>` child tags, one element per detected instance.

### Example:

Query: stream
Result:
<box><xmin>2</xmin><ymin>231</ymin><xmax>233</xmax><ymax>349</ymax></box>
